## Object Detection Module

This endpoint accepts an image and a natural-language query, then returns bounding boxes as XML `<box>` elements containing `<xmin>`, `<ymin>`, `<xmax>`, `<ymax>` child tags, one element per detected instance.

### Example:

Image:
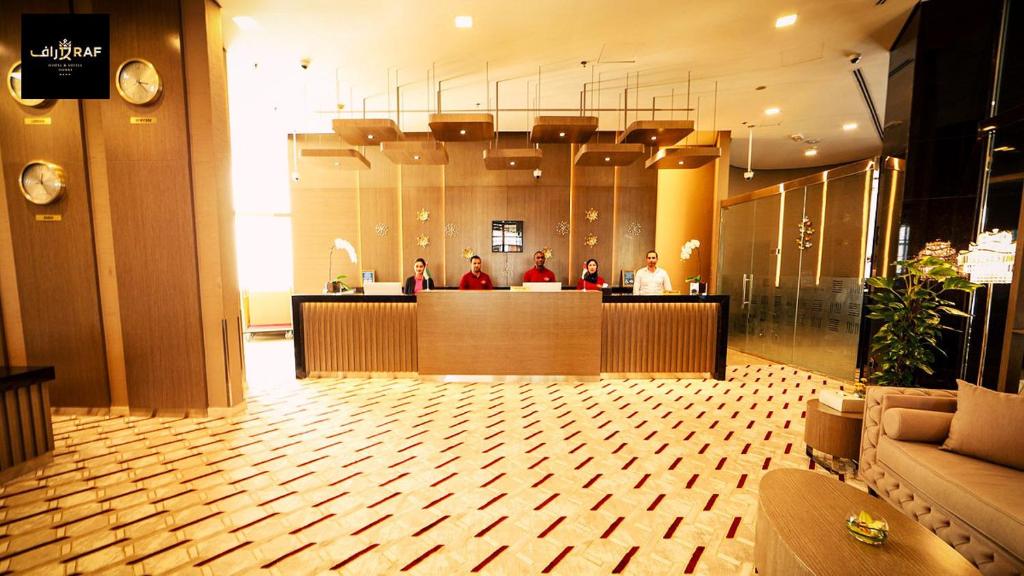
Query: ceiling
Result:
<box><xmin>219</xmin><ymin>0</ymin><xmax>916</xmax><ymax>169</ymax></box>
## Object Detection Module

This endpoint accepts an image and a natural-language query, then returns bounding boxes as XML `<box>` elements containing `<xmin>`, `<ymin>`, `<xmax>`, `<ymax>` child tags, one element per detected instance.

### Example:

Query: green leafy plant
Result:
<box><xmin>334</xmin><ymin>274</ymin><xmax>350</xmax><ymax>292</ymax></box>
<box><xmin>865</xmin><ymin>256</ymin><xmax>979</xmax><ymax>387</ymax></box>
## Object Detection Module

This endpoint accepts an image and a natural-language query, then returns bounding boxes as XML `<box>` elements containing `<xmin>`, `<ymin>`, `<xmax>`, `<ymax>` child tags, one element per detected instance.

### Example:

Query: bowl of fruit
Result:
<box><xmin>847</xmin><ymin>511</ymin><xmax>889</xmax><ymax>545</ymax></box>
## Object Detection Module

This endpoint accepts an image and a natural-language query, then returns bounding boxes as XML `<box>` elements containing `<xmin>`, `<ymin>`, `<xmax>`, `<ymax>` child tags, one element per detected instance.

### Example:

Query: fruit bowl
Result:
<box><xmin>847</xmin><ymin>511</ymin><xmax>889</xmax><ymax>545</ymax></box>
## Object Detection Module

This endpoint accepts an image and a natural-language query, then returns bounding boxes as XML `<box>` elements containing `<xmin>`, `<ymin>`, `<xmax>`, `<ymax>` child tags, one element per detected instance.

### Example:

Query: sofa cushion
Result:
<box><xmin>878</xmin><ymin>436</ymin><xmax>1024</xmax><ymax>560</ymax></box>
<box><xmin>882</xmin><ymin>408</ymin><xmax>953</xmax><ymax>443</ymax></box>
<box><xmin>943</xmin><ymin>380</ymin><xmax>1024</xmax><ymax>470</ymax></box>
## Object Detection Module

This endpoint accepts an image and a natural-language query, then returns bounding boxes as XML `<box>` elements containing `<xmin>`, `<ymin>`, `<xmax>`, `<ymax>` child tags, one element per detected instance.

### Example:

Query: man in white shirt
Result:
<box><xmin>633</xmin><ymin>250</ymin><xmax>673</xmax><ymax>295</ymax></box>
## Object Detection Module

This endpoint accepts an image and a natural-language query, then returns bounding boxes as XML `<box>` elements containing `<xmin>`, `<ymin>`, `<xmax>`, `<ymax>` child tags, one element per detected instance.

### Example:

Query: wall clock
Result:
<box><xmin>6</xmin><ymin>61</ymin><xmax>46</xmax><ymax>107</ymax></box>
<box><xmin>115</xmin><ymin>59</ymin><xmax>162</xmax><ymax>105</ymax></box>
<box><xmin>19</xmin><ymin>161</ymin><xmax>67</xmax><ymax>205</ymax></box>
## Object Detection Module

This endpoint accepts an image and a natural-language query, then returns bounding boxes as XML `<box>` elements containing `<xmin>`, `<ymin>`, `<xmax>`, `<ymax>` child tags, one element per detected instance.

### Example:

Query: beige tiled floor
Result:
<box><xmin>0</xmin><ymin>343</ymin><xmax>862</xmax><ymax>574</ymax></box>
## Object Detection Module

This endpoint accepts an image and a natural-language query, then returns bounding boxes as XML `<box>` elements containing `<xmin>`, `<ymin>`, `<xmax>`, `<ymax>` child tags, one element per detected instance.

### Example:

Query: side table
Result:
<box><xmin>804</xmin><ymin>398</ymin><xmax>863</xmax><ymax>472</ymax></box>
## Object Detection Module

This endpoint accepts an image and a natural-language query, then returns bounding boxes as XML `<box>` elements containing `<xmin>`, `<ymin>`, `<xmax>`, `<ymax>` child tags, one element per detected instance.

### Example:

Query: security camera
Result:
<box><xmin>743</xmin><ymin>170</ymin><xmax>755</xmax><ymax>181</ymax></box>
<box><xmin>848</xmin><ymin>53</ymin><xmax>862</xmax><ymax>65</ymax></box>
<box><xmin>300</xmin><ymin>58</ymin><xmax>311</xmax><ymax>70</ymax></box>
<box><xmin>532</xmin><ymin>168</ymin><xmax>543</xmax><ymax>180</ymax></box>
<box><xmin>291</xmin><ymin>170</ymin><xmax>301</xmax><ymax>182</ymax></box>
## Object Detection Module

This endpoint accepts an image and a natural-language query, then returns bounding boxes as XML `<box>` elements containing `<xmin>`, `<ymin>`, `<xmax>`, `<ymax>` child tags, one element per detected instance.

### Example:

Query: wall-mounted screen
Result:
<box><xmin>491</xmin><ymin>220</ymin><xmax>524</xmax><ymax>253</ymax></box>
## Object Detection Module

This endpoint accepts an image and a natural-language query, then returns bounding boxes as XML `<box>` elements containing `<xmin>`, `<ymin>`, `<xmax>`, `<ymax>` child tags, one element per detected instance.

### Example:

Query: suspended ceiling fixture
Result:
<box><xmin>300</xmin><ymin>148</ymin><xmax>371</xmax><ymax>170</ymax></box>
<box><xmin>617</xmin><ymin>120</ymin><xmax>695</xmax><ymax>146</ymax></box>
<box><xmin>645</xmin><ymin>145</ymin><xmax>721</xmax><ymax>170</ymax></box>
<box><xmin>530</xmin><ymin>116</ymin><xmax>599</xmax><ymax>144</ymax></box>
<box><xmin>483</xmin><ymin>148</ymin><xmax>543</xmax><ymax>170</ymax></box>
<box><xmin>332</xmin><ymin>119</ymin><xmax>403</xmax><ymax>146</ymax></box>
<box><xmin>381</xmin><ymin>140</ymin><xmax>448</xmax><ymax>165</ymax></box>
<box><xmin>574</xmin><ymin>143</ymin><xmax>645</xmax><ymax>167</ymax></box>
<box><xmin>428</xmin><ymin>113</ymin><xmax>494</xmax><ymax>141</ymax></box>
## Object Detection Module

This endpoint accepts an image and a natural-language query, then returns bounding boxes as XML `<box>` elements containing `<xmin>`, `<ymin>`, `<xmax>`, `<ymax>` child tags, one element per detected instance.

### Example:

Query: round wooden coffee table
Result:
<box><xmin>755</xmin><ymin>469</ymin><xmax>980</xmax><ymax>575</ymax></box>
<box><xmin>804</xmin><ymin>399</ymin><xmax>863</xmax><ymax>466</ymax></box>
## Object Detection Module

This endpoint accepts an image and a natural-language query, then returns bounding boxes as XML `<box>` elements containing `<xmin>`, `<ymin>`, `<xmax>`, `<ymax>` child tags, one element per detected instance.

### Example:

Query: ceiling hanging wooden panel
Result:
<box><xmin>428</xmin><ymin>113</ymin><xmax>495</xmax><ymax>141</ymax></box>
<box><xmin>300</xmin><ymin>148</ymin><xmax>372</xmax><ymax>170</ymax></box>
<box><xmin>530</xmin><ymin>116</ymin><xmax>599</xmax><ymax>143</ymax></box>
<box><xmin>332</xmin><ymin>119</ymin><xmax>403</xmax><ymax>146</ymax></box>
<box><xmin>574</xmin><ymin>143</ymin><xmax>645</xmax><ymax>167</ymax></box>
<box><xmin>617</xmin><ymin>120</ymin><xmax>695</xmax><ymax>145</ymax></box>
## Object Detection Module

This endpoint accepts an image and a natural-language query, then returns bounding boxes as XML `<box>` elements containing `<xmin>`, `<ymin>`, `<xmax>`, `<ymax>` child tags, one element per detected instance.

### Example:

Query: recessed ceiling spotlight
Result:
<box><xmin>455</xmin><ymin>15</ymin><xmax>473</xmax><ymax>28</ymax></box>
<box><xmin>558</xmin><ymin>132</ymin><xmax>566</xmax><ymax>137</ymax></box>
<box><xmin>776</xmin><ymin>14</ymin><xmax>797</xmax><ymax>28</ymax></box>
<box><xmin>509</xmin><ymin>161</ymin><xmax>516</xmax><ymax>166</ymax></box>
<box><xmin>764</xmin><ymin>107</ymin><xmax>780</xmax><ymax>116</ymax></box>
<box><xmin>650</xmin><ymin>136</ymin><xmax>657</xmax><ymax>141</ymax></box>
<box><xmin>604</xmin><ymin>157</ymin><xmax>611</xmax><ymax>162</ymax></box>
<box><xmin>842</xmin><ymin>122</ymin><xmax>858</xmax><ymax>131</ymax></box>
<box><xmin>677</xmin><ymin>160</ymin><xmax>685</xmax><ymax>165</ymax></box>
<box><xmin>413</xmin><ymin>154</ymin><xmax>421</xmax><ymax>160</ymax></box>
<box><xmin>459</xmin><ymin>129</ymin><xmax>467</xmax><ymax>135</ymax></box>
<box><xmin>804</xmin><ymin>148</ymin><xmax>818</xmax><ymax>157</ymax></box>
<box><xmin>367</xmin><ymin>134</ymin><xmax>375</xmax><ymax>140</ymax></box>
<box><xmin>232</xmin><ymin>16</ymin><xmax>261</xmax><ymax>30</ymax></box>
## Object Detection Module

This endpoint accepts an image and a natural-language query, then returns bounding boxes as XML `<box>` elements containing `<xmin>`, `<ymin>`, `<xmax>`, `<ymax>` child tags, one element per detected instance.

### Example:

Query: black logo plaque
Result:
<box><xmin>21</xmin><ymin>13</ymin><xmax>110</xmax><ymax>99</ymax></box>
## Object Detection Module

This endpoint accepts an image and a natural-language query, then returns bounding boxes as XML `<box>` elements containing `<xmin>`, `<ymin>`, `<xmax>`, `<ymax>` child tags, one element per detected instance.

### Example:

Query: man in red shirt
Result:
<box><xmin>459</xmin><ymin>255</ymin><xmax>494</xmax><ymax>290</ymax></box>
<box><xmin>523</xmin><ymin>250</ymin><xmax>557</xmax><ymax>283</ymax></box>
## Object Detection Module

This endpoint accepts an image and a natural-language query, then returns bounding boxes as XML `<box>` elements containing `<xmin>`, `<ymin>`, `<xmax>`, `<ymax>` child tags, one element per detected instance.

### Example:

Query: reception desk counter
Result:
<box><xmin>292</xmin><ymin>292</ymin><xmax>727</xmax><ymax>379</ymax></box>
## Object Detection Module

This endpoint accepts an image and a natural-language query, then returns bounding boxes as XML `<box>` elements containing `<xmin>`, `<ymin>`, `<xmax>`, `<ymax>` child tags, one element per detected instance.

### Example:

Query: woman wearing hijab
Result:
<box><xmin>404</xmin><ymin>258</ymin><xmax>435</xmax><ymax>294</ymax></box>
<box><xmin>577</xmin><ymin>258</ymin><xmax>607</xmax><ymax>290</ymax></box>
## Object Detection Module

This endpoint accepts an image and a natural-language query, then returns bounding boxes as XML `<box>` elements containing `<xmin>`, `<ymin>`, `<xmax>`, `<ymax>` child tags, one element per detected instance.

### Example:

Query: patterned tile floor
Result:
<box><xmin>0</xmin><ymin>343</ymin><xmax>861</xmax><ymax>575</ymax></box>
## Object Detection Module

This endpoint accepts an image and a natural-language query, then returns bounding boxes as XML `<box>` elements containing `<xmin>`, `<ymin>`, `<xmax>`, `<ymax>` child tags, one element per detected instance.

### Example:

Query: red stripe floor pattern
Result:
<box><xmin>0</xmin><ymin>364</ymin><xmax>864</xmax><ymax>574</ymax></box>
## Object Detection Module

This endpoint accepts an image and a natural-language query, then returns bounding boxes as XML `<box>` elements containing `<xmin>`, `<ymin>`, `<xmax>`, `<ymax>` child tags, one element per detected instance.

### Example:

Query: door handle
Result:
<box><xmin>742</xmin><ymin>274</ymin><xmax>752</xmax><ymax>307</ymax></box>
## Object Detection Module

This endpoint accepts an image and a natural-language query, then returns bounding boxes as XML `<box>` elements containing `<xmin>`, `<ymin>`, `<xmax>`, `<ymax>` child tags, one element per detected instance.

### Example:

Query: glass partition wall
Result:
<box><xmin>719</xmin><ymin>160</ymin><xmax>879</xmax><ymax>381</ymax></box>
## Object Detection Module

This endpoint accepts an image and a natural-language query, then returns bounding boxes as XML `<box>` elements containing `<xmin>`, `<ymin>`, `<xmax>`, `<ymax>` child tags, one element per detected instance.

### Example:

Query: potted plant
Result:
<box><xmin>326</xmin><ymin>274</ymin><xmax>351</xmax><ymax>294</ymax></box>
<box><xmin>681</xmin><ymin>239</ymin><xmax>706</xmax><ymax>295</ymax></box>
<box><xmin>865</xmin><ymin>256</ymin><xmax>979</xmax><ymax>387</ymax></box>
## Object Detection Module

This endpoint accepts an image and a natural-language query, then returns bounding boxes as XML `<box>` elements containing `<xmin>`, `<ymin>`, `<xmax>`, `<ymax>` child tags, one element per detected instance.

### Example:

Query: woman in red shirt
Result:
<box><xmin>577</xmin><ymin>259</ymin><xmax>607</xmax><ymax>290</ymax></box>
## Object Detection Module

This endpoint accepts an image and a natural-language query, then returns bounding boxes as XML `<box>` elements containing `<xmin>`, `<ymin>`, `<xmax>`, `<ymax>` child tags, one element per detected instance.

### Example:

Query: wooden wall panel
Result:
<box><xmin>505</xmin><ymin>140</ymin><xmax>571</xmax><ymax>284</ymax></box>
<box><xmin>359</xmin><ymin>145</ymin><xmax>400</xmax><ymax>283</ymax></box>
<box><xmin>443</xmin><ymin>140</ymin><xmax>509</xmax><ymax>285</ymax></box>
<box><xmin>0</xmin><ymin>0</ymin><xmax>110</xmax><ymax>407</ymax></box>
<box><xmin>289</xmin><ymin>135</ymin><xmax>360</xmax><ymax>295</ymax></box>
<box><xmin>86</xmin><ymin>0</ymin><xmax>206</xmax><ymax>410</ymax></box>
<box><xmin>401</xmin><ymin>163</ymin><xmax>444</xmax><ymax>284</ymax></box>
<box><xmin>616</xmin><ymin>156</ymin><xmax>659</xmax><ymax>283</ymax></box>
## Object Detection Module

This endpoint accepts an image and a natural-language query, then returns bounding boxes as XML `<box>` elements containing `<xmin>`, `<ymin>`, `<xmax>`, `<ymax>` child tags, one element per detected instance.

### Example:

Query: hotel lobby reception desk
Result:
<box><xmin>292</xmin><ymin>292</ymin><xmax>727</xmax><ymax>379</ymax></box>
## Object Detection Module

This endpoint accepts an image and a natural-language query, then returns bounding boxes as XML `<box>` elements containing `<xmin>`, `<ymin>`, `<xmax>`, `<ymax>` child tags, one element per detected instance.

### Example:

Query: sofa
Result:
<box><xmin>859</xmin><ymin>386</ymin><xmax>1024</xmax><ymax>575</ymax></box>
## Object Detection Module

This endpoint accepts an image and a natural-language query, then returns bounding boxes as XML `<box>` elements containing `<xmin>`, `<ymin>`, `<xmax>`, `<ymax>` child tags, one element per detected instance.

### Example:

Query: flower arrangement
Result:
<box><xmin>681</xmin><ymin>239</ymin><xmax>702</xmax><ymax>283</ymax></box>
<box><xmin>846</xmin><ymin>511</ymin><xmax>889</xmax><ymax>545</ymax></box>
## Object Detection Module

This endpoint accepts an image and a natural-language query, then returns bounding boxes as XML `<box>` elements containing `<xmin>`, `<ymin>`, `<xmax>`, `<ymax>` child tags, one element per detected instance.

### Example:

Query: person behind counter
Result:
<box><xmin>633</xmin><ymin>250</ymin><xmax>672</xmax><ymax>295</ymax></box>
<box><xmin>458</xmin><ymin>255</ymin><xmax>494</xmax><ymax>290</ymax></box>
<box><xmin>523</xmin><ymin>250</ymin><xmax>557</xmax><ymax>283</ymax></box>
<box><xmin>404</xmin><ymin>257</ymin><xmax>435</xmax><ymax>294</ymax></box>
<box><xmin>577</xmin><ymin>258</ymin><xmax>607</xmax><ymax>290</ymax></box>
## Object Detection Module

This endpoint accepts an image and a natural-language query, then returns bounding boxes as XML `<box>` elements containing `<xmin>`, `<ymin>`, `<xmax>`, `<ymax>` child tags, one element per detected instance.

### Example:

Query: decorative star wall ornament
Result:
<box><xmin>462</xmin><ymin>247</ymin><xmax>475</xmax><ymax>259</ymax></box>
<box><xmin>625</xmin><ymin>222</ymin><xmax>642</xmax><ymax>239</ymax></box>
<box><xmin>585</xmin><ymin>208</ymin><xmax>599</xmax><ymax>223</ymax></box>
<box><xmin>542</xmin><ymin>247</ymin><xmax>553</xmax><ymax>259</ymax></box>
<box><xmin>416</xmin><ymin>234</ymin><xmax>430</xmax><ymax>248</ymax></box>
<box><xmin>374</xmin><ymin>223</ymin><xmax>389</xmax><ymax>237</ymax></box>
<box><xmin>585</xmin><ymin>233</ymin><xmax>598</xmax><ymax>247</ymax></box>
<box><xmin>445</xmin><ymin>223</ymin><xmax>457</xmax><ymax>238</ymax></box>
<box><xmin>416</xmin><ymin>209</ymin><xmax>430</xmax><ymax>222</ymax></box>
<box><xmin>555</xmin><ymin>220</ymin><xmax>569</xmax><ymax>237</ymax></box>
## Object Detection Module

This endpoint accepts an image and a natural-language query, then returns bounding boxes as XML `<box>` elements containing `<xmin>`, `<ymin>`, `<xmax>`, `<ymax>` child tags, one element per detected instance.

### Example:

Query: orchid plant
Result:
<box><xmin>681</xmin><ymin>239</ymin><xmax>702</xmax><ymax>283</ymax></box>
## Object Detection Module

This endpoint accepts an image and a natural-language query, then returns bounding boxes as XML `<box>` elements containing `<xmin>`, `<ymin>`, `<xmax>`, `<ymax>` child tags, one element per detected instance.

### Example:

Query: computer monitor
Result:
<box><xmin>523</xmin><ymin>282</ymin><xmax>562</xmax><ymax>292</ymax></box>
<box><xmin>363</xmin><ymin>282</ymin><xmax>403</xmax><ymax>296</ymax></box>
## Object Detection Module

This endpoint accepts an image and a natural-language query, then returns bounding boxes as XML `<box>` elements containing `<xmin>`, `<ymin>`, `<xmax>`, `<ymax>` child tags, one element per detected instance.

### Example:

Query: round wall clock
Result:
<box><xmin>19</xmin><ymin>161</ymin><xmax>67</xmax><ymax>205</ymax></box>
<box><xmin>115</xmin><ymin>59</ymin><xmax>162</xmax><ymax>105</ymax></box>
<box><xmin>6</xmin><ymin>61</ymin><xmax>46</xmax><ymax>107</ymax></box>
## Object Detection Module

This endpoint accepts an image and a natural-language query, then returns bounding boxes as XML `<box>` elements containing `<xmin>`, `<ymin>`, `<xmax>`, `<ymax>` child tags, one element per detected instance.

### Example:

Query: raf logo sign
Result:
<box><xmin>21</xmin><ymin>13</ymin><xmax>109</xmax><ymax>100</ymax></box>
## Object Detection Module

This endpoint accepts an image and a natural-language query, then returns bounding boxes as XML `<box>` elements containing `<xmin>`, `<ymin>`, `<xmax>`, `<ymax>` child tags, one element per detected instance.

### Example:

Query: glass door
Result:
<box><xmin>718</xmin><ymin>201</ymin><xmax>756</xmax><ymax>352</ymax></box>
<box><xmin>747</xmin><ymin>194</ymin><xmax>782</xmax><ymax>359</ymax></box>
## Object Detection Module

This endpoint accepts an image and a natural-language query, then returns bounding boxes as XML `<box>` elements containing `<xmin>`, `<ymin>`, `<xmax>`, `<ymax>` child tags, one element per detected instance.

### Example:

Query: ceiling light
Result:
<box><xmin>764</xmin><ymin>107</ymin><xmax>780</xmax><ymax>116</ymax></box>
<box><xmin>804</xmin><ymin>148</ymin><xmax>818</xmax><ymax>157</ymax></box>
<box><xmin>455</xmin><ymin>15</ymin><xmax>473</xmax><ymax>28</ymax></box>
<box><xmin>775</xmin><ymin>14</ymin><xmax>797</xmax><ymax>28</ymax></box>
<box><xmin>981</xmin><ymin>124</ymin><xmax>997</xmax><ymax>132</ymax></box>
<box><xmin>367</xmin><ymin>134</ymin><xmax>375</xmax><ymax>140</ymax></box>
<box><xmin>677</xmin><ymin>160</ymin><xmax>685</xmax><ymax>165</ymax></box>
<box><xmin>509</xmin><ymin>161</ymin><xmax>516</xmax><ymax>166</ymax></box>
<box><xmin>558</xmin><ymin>132</ymin><xmax>566</xmax><ymax>138</ymax></box>
<box><xmin>459</xmin><ymin>129</ymin><xmax>467</xmax><ymax>135</ymax></box>
<box><xmin>232</xmin><ymin>16</ymin><xmax>261</xmax><ymax>30</ymax></box>
<box><xmin>842</xmin><ymin>122</ymin><xmax>858</xmax><ymax>131</ymax></box>
<box><xmin>604</xmin><ymin>157</ymin><xmax>611</xmax><ymax>162</ymax></box>
<box><xmin>413</xmin><ymin>154</ymin><xmax>421</xmax><ymax>160</ymax></box>
<box><xmin>650</xmin><ymin>136</ymin><xmax>657</xmax><ymax>141</ymax></box>
<box><xmin>994</xmin><ymin>145</ymin><xmax>1016</xmax><ymax>152</ymax></box>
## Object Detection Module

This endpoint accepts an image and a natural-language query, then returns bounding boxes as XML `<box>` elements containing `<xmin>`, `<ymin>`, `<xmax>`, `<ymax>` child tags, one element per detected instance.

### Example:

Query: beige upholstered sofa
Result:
<box><xmin>859</xmin><ymin>386</ymin><xmax>1024</xmax><ymax>575</ymax></box>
